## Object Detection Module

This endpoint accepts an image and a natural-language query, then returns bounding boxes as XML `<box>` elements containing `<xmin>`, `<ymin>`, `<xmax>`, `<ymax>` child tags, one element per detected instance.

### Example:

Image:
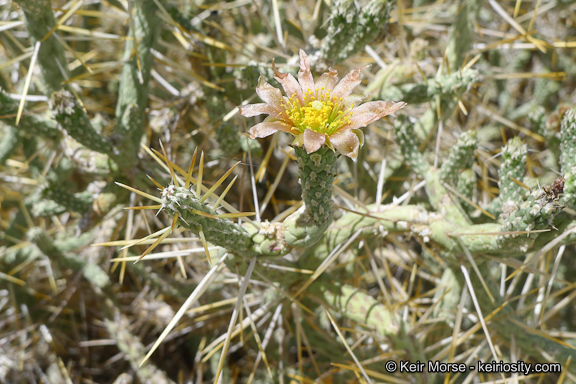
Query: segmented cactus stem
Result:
<box><xmin>393</xmin><ymin>115</ymin><xmax>430</xmax><ymax>177</ymax></box>
<box><xmin>499</xmin><ymin>137</ymin><xmax>528</xmax><ymax>204</ymax></box>
<box><xmin>560</xmin><ymin>108</ymin><xmax>576</xmax><ymax>205</ymax></box>
<box><xmin>284</xmin><ymin>146</ymin><xmax>337</xmax><ymax>248</ymax></box>
<box><xmin>50</xmin><ymin>90</ymin><xmax>115</xmax><ymax>155</ymax></box>
<box><xmin>13</xmin><ymin>0</ymin><xmax>69</xmax><ymax>94</ymax></box>
<box><xmin>27</xmin><ymin>227</ymin><xmax>110</xmax><ymax>289</ymax></box>
<box><xmin>160</xmin><ymin>185</ymin><xmax>289</xmax><ymax>257</ymax></box>
<box><xmin>439</xmin><ymin>130</ymin><xmax>477</xmax><ymax>183</ymax></box>
<box><xmin>320</xmin><ymin>0</ymin><xmax>392</xmax><ymax>63</ymax></box>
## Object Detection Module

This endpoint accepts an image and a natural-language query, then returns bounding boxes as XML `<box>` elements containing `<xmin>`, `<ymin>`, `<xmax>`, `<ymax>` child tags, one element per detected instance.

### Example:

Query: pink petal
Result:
<box><xmin>293</xmin><ymin>132</ymin><xmax>304</xmax><ymax>147</ymax></box>
<box><xmin>315</xmin><ymin>67</ymin><xmax>339</xmax><ymax>92</ymax></box>
<box><xmin>256</xmin><ymin>76</ymin><xmax>283</xmax><ymax>106</ymax></box>
<box><xmin>297</xmin><ymin>50</ymin><xmax>314</xmax><ymax>93</ymax></box>
<box><xmin>248</xmin><ymin>121</ymin><xmax>293</xmax><ymax>139</ymax></box>
<box><xmin>354</xmin><ymin>128</ymin><xmax>365</xmax><ymax>147</ymax></box>
<box><xmin>272</xmin><ymin>59</ymin><xmax>304</xmax><ymax>104</ymax></box>
<box><xmin>341</xmin><ymin>94</ymin><xmax>365</xmax><ymax>109</ymax></box>
<box><xmin>303</xmin><ymin>128</ymin><xmax>326</xmax><ymax>153</ymax></box>
<box><xmin>344</xmin><ymin>101</ymin><xmax>407</xmax><ymax>130</ymax></box>
<box><xmin>332</xmin><ymin>65</ymin><xmax>370</xmax><ymax>100</ymax></box>
<box><xmin>329</xmin><ymin>129</ymin><xmax>360</xmax><ymax>160</ymax></box>
<box><xmin>239</xmin><ymin>103</ymin><xmax>283</xmax><ymax>119</ymax></box>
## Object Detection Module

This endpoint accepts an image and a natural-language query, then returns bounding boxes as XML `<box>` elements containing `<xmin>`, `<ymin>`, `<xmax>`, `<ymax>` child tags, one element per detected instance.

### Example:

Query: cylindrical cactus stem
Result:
<box><xmin>41</xmin><ymin>184</ymin><xmax>92</xmax><ymax>214</ymax></box>
<box><xmin>105</xmin><ymin>313</ymin><xmax>176</xmax><ymax>384</ymax></box>
<box><xmin>393</xmin><ymin>115</ymin><xmax>430</xmax><ymax>177</ymax></box>
<box><xmin>456</xmin><ymin>169</ymin><xmax>477</xmax><ymax>212</ymax></box>
<box><xmin>499</xmin><ymin>137</ymin><xmax>528</xmax><ymax>204</ymax></box>
<box><xmin>283</xmin><ymin>146</ymin><xmax>337</xmax><ymax>248</ymax></box>
<box><xmin>14</xmin><ymin>1</ymin><xmax>117</xmax><ymax>162</ymax></box>
<box><xmin>432</xmin><ymin>268</ymin><xmax>463</xmax><ymax>318</ymax></box>
<box><xmin>13</xmin><ymin>0</ymin><xmax>68</xmax><ymax>94</ymax></box>
<box><xmin>381</xmin><ymin>69</ymin><xmax>479</xmax><ymax>105</ymax></box>
<box><xmin>425</xmin><ymin>169</ymin><xmax>469</xmax><ymax>227</ymax></box>
<box><xmin>0</xmin><ymin>90</ymin><xmax>60</xmax><ymax>141</ymax></box>
<box><xmin>0</xmin><ymin>126</ymin><xmax>19</xmax><ymax>165</ymax></box>
<box><xmin>487</xmin><ymin>136</ymin><xmax>528</xmax><ymax>216</ymax></box>
<box><xmin>560</xmin><ymin>108</ymin><xmax>576</xmax><ymax>205</ymax></box>
<box><xmin>445</xmin><ymin>0</ymin><xmax>475</xmax><ymax>69</ymax></box>
<box><xmin>320</xmin><ymin>0</ymin><xmax>392</xmax><ymax>63</ymax></box>
<box><xmin>162</xmin><ymin>185</ymin><xmax>253</xmax><ymax>254</ymax></box>
<box><xmin>161</xmin><ymin>185</ymin><xmax>288</xmax><ymax>257</ymax></box>
<box><xmin>27</xmin><ymin>227</ymin><xmax>110</xmax><ymax>289</ymax></box>
<box><xmin>439</xmin><ymin>131</ymin><xmax>477</xmax><ymax>183</ymax></box>
<box><xmin>113</xmin><ymin>0</ymin><xmax>159</xmax><ymax>168</ymax></box>
<box><xmin>322</xmin><ymin>284</ymin><xmax>404</xmax><ymax>337</ymax></box>
<box><xmin>528</xmin><ymin>105</ymin><xmax>547</xmax><ymax>138</ymax></box>
<box><xmin>49</xmin><ymin>90</ymin><xmax>115</xmax><ymax>155</ymax></box>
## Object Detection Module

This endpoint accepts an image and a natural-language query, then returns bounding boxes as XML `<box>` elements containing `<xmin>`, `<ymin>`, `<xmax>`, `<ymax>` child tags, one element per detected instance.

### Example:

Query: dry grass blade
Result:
<box><xmin>139</xmin><ymin>253</ymin><xmax>229</xmax><ymax>367</ymax></box>
<box><xmin>0</xmin><ymin>51</ymin><xmax>33</xmax><ymax>72</ymax></box>
<box><xmin>247</xmin><ymin>304</ymin><xmax>283</xmax><ymax>384</ymax></box>
<box><xmin>242</xmin><ymin>296</ymin><xmax>272</xmax><ymax>379</ymax></box>
<box><xmin>111</xmin><ymin>246</ymin><xmax>216</xmax><ymax>262</ymax></box>
<box><xmin>259</xmin><ymin>155</ymin><xmax>289</xmax><ymax>213</ymax></box>
<box><xmin>0</xmin><ymin>271</ymin><xmax>26</xmax><ymax>286</ymax></box>
<box><xmin>16</xmin><ymin>42</ymin><xmax>41</xmax><ymax>126</ymax></box>
<box><xmin>460</xmin><ymin>265</ymin><xmax>499</xmax><ymax>363</ymax></box>
<box><xmin>458</xmin><ymin>239</ymin><xmax>494</xmax><ymax>304</ymax></box>
<box><xmin>213</xmin><ymin>257</ymin><xmax>257</xmax><ymax>383</ymax></box>
<box><xmin>294</xmin><ymin>230</ymin><xmax>362</xmax><ymax>299</ymax></box>
<box><xmin>325</xmin><ymin>309</ymin><xmax>373</xmax><ymax>384</ymax></box>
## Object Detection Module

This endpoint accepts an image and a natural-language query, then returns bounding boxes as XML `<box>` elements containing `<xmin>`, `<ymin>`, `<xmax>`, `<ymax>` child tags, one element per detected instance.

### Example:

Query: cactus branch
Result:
<box><xmin>284</xmin><ymin>147</ymin><xmax>337</xmax><ymax>248</ymax></box>
<box><xmin>113</xmin><ymin>0</ymin><xmax>159</xmax><ymax>168</ymax></box>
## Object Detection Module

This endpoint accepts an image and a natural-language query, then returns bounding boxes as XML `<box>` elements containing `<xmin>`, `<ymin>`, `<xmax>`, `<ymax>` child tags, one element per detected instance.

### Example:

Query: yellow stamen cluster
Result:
<box><xmin>283</xmin><ymin>87</ymin><xmax>352</xmax><ymax>135</ymax></box>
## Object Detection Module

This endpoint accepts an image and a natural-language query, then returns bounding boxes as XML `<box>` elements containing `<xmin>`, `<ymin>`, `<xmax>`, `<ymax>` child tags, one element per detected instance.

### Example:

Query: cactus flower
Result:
<box><xmin>239</xmin><ymin>50</ymin><xmax>406</xmax><ymax>159</ymax></box>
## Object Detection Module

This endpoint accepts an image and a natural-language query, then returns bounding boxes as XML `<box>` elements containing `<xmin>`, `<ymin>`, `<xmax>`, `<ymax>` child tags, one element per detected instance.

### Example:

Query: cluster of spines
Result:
<box><xmin>116</xmin><ymin>145</ymin><xmax>294</xmax><ymax>263</ymax></box>
<box><xmin>160</xmin><ymin>185</ymin><xmax>254</xmax><ymax>255</ymax></box>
